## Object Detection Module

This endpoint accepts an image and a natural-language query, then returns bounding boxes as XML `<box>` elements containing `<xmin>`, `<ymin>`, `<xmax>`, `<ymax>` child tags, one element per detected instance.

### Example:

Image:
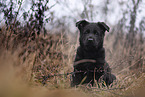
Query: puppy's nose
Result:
<box><xmin>87</xmin><ymin>37</ymin><xmax>94</xmax><ymax>41</ymax></box>
<box><xmin>88</xmin><ymin>38</ymin><xmax>93</xmax><ymax>41</ymax></box>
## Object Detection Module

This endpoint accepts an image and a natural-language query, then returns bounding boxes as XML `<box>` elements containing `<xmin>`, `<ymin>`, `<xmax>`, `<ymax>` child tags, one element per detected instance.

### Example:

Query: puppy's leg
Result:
<box><xmin>103</xmin><ymin>63</ymin><xmax>116</xmax><ymax>87</ymax></box>
<box><xmin>103</xmin><ymin>73</ymin><xmax>116</xmax><ymax>87</ymax></box>
<box><xmin>71</xmin><ymin>71</ymin><xmax>84</xmax><ymax>87</ymax></box>
<box><xmin>84</xmin><ymin>72</ymin><xmax>94</xmax><ymax>86</ymax></box>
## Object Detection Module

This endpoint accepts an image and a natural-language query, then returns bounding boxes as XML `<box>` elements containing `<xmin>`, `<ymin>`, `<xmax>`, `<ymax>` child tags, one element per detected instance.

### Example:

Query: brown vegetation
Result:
<box><xmin>0</xmin><ymin>26</ymin><xmax>144</xmax><ymax>97</ymax></box>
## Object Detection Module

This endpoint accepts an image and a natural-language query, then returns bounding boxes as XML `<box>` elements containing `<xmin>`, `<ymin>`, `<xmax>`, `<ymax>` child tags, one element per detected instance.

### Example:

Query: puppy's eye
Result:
<box><xmin>94</xmin><ymin>30</ymin><xmax>98</xmax><ymax>35</ymax></box>
<box><xmin>84</xmin><ymin>30</ymin><xmax>90</xmax><ymax>34</ymax></box>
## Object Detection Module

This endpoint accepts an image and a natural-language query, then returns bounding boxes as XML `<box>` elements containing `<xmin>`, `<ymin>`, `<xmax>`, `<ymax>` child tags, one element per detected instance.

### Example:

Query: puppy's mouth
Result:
<box><xmin>86</xmin><ymin>42</ymin><xmax>95</xmax><ymax>46</ymax></box>
<box><xmin>85</xmin><ymin>42</ymin><xmax>99</xmax><ymax>50</ymax></box>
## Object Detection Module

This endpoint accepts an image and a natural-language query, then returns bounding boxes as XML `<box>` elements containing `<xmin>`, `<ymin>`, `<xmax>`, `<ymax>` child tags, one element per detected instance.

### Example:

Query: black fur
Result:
<box><xmin>71</xmin><ymin>20</ymin><xmax>116</xmax><ymax>87</ymax></box>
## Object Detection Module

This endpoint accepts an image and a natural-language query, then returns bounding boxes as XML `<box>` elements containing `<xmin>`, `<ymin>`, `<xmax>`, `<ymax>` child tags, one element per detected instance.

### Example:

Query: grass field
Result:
<box><xmin>0</xmin><ymin>27</ymin><xmax>145</xmax><ymax>97</ymax></box>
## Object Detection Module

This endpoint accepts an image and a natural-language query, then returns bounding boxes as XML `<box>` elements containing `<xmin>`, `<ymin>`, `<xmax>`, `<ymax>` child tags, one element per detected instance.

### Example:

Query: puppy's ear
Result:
<box><xmin>98</xmin><ymin>22</ymin><xmax>110</xmax><ymax>32</ymax></box>
<box><xmin>76</xmin><ymin>20</ymin><xmax>89</xmax><ymax>32</ymax></box>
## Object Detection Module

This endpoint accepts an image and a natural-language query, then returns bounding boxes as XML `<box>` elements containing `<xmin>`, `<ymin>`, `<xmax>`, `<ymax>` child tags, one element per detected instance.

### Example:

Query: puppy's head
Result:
<box><xmin>76</xmin><ymin>20</ymin><xmax>109</xmax><ymax>51</ymax></box>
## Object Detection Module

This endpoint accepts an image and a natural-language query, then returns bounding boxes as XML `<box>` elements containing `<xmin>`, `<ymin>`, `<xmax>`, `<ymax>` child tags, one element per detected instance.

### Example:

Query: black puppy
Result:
<box><xmin>71</xmin><ymin>20</ymin><xmax>116</xmax><ymax>87</ymax></box>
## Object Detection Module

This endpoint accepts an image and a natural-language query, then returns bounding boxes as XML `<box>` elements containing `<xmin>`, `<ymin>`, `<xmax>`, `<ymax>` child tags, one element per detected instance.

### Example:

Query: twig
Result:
<box><xmin>13</xmin><ymin>0</ymin><xmax>23</xmax><ymax>28</ymax></box>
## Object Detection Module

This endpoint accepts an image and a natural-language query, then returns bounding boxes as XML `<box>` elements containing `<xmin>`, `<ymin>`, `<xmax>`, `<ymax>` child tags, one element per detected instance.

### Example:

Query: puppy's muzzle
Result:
<box><xmin>87</xmin><ymin>36</ymin><xmax>94</xmax><ymax>44</ymax></box>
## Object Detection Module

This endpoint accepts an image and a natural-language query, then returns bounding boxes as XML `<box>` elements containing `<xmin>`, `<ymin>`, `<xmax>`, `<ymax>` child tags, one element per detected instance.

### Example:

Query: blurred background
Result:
<box><xmin>0</xmin><ymin>0</ymin><xmax>145</xmax><ymax>97</ymax></box>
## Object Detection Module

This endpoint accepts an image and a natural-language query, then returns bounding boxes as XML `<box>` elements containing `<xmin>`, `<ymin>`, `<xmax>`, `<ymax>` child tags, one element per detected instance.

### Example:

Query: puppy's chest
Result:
<box><xmin>82</xmin><ymin>62</ymin><xmax>104</xmax><ymax>70</ymax></box>
<box><xmin>83</xmin><ymin>52</ymin><xmax>104</xmax><ymax>62</ymax></box>
<box><xmin>82</xmin><ymin>51</ymin><xmax>105</xmax><ymax>69</ymax></box>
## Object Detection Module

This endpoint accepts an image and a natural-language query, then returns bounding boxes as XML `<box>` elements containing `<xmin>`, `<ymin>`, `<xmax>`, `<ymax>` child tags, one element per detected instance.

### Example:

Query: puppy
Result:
<box><xmin>71</xmin><ymin>20</ymin><xmax>116</xmax><ymax>87</ymax></box>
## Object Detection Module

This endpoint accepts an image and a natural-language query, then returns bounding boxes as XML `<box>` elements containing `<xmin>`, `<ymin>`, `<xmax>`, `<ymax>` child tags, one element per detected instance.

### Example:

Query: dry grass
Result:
<box><xmin>0</xmin><ymin>26</ymin><xmax>145</xmax><ymax>97</ymax></box>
